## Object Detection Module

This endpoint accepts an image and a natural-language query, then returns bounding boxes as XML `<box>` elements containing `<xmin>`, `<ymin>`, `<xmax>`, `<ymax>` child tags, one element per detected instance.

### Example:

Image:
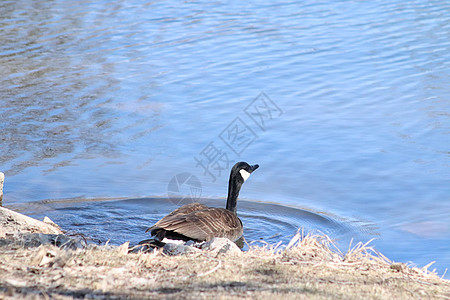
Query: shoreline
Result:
<box><xmin>1</xmin><ymin>206</ymin><xmax>449</xmax><ymax>299</ymax></box>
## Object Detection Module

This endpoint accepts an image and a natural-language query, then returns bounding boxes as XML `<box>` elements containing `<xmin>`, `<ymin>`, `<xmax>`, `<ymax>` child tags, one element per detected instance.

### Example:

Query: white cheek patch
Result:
<box><xmin>240</xmin><ymin>169</ymin><xmax>251</xmax><ymax>181</ymax></box>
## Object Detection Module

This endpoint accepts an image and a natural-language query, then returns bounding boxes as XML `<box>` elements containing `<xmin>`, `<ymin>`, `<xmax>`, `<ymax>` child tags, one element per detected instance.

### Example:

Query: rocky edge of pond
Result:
<box><xmin>1</xmin><ymin>205</ymin><xmax>449</xmax><ymax>299</ymax></box>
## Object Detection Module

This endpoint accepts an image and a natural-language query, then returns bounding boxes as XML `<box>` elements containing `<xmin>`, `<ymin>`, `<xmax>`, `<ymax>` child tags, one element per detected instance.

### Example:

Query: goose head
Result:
<box><xmin>231</xmin><ymin>161</ymin><xmax>259</xmax><ymax>183</ymax></box>
<box><xmin>226</xmin><ymin>162</ymin><xmax>259</xmax><ymax>214</ymax></box>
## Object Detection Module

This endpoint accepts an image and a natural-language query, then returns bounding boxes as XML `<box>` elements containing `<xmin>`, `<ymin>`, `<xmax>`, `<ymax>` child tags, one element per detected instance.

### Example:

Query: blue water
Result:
<box><xmin>1</xmin><ymin>0</ymin><xmax>449</xmax><ymax>277</ymax></box>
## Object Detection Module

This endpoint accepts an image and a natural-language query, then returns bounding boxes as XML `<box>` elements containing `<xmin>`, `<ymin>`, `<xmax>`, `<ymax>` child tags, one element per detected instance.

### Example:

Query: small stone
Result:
<box><xmin>200</xmin><ymin>238</ymin><xmax>241</xmax><ymax>256</ymax></box>
<box><xmin>185</xmin><ymin>240</ymin><xmax>195</xmax><ymax>247</ymax></box>
<box><xmin>1</xmin><ymin>233</ymin><xmax>86</xmax><ymax>250</ymax></box>
<box><xmin>163</xmin><ymin>243</ymin><xmax>200</xmax><ymax>256</ymax></box>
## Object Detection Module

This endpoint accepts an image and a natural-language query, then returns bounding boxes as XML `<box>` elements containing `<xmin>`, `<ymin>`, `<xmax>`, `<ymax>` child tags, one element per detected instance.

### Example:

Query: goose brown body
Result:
<box><xmin>147</xmin><ymin>203</ymin><xmax>243</xmax><ymax>242</ymax></box>
<box><xmin>146</xmin><ymin>162</ymin><xmax>259</xmax><ymax>243</ymax></box>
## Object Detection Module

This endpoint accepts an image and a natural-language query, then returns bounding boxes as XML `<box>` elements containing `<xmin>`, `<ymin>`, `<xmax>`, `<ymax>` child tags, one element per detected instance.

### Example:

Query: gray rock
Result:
<box><xmin>200</xmin><ymin>238</ymin><xmax>242</xmax><ymax>256</ymax></box>
<box><xmin>0</xmin><ymin>206</ymin><xmax>64</xmax><ymax>238</ymax></box>
<box><xmin>185</xmin><ymin>240</ymin><xmax>196</xmax><ymax>247</ymax></box>
<box><xmin>0</xmin><ymin>233</ymin><xmax>86</xmax><ymax>250</ymax></box>
<box><xmin>163</xmin><ymin>242</ymin><xmax>201</xmax><ymax>256</ymax></box>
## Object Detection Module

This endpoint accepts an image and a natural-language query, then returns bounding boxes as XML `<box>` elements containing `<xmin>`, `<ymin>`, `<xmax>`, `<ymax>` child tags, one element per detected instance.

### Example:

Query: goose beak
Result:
<box><xmin>250</xmin><ymin>164</ymin><xmax>259</xmax><ymax>173</ymax></box>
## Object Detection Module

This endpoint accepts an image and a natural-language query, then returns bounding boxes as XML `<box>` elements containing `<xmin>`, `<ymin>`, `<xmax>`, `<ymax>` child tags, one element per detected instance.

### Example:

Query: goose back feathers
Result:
<box><xmin>147</xmin><ymin>203</ymin><xmax>243</xmax><ymax>242</ymax></box>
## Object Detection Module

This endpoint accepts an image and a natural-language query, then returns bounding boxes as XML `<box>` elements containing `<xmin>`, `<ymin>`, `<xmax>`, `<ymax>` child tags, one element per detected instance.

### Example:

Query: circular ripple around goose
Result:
<box><xmin>11</xmin><ymin>197</ymin><xmax>371</xmax><ymax>249</ymax></box>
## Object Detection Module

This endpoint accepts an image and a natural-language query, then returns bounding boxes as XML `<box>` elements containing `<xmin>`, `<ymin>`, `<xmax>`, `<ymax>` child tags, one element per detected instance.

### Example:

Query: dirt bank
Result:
<box><xmin>1</xmin><ymin>231</ymin><xmax>448</xmax><ymax>299</ymax></box>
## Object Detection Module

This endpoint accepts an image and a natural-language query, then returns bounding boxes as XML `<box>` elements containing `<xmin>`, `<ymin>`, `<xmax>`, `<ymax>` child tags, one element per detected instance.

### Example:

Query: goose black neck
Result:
<box><xmin>226</xmin><ymin>175</ymin><xmax>243</xmax><ymax>215</ymax></box>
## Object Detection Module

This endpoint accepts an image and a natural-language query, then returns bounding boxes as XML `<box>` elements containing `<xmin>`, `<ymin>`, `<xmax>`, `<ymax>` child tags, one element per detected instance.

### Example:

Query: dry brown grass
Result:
<box><xmin>0</xmin><ymin>232</ymin><xmax>449</xmax><ymax>299</ymax></box>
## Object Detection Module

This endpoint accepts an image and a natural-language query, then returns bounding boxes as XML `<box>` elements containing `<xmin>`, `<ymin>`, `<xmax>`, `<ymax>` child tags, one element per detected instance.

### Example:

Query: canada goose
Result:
<box><xmin>146</xmin><ymin>162</ymin><xmax>259</xmax><ymax>242</ymax></box>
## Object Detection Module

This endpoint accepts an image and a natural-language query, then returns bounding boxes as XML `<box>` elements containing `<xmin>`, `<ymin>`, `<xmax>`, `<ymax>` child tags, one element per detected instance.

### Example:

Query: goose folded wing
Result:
<box><xmin>150</xmin><ymin>208</ymin><xmax>243</xmax><ymax>241</ymax></box>
<box><xmin>145</xmin><ymin>202</ymin><xmax>208</xmax><ymax>233</ymax></box>
<box><xmin>162</xmin><ymin>202</ymin><xmax>209</xmax><ymax>218</ymax></box>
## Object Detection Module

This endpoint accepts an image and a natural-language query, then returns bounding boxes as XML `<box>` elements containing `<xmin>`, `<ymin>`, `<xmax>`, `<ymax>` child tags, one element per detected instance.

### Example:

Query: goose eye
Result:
<box><xmin>239</xmin><ymin>169</ymin><xmax>251</xmax><ymax>181</ymax></box>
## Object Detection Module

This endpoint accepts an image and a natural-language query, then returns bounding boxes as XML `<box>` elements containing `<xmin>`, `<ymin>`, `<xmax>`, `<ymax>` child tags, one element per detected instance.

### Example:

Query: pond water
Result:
<box><xmin>1</xmin><ymin>0</ymin><xmax>449</xmax><ymax>277</ymax></box>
